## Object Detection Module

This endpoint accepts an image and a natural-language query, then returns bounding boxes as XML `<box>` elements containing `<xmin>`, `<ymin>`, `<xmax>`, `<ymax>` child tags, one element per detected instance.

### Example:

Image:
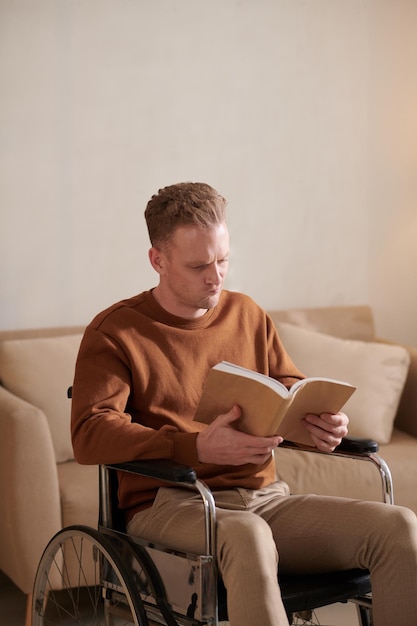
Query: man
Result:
<box><xmin>71</xmin><ymin>182</ymin><xmax>417</xmax><ymax>626</ymax></box>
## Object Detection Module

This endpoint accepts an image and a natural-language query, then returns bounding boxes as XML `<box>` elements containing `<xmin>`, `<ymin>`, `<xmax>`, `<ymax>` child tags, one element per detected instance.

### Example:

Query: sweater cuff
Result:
<box><xmin>171</xmin><ymin>431</ymin><xmax>200</xmax><ymax>466</ymax></box>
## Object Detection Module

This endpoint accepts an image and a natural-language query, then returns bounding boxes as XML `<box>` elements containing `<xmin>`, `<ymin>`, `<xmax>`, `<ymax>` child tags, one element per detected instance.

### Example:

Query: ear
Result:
<box><xmin>148</xmin><ymin>246</ymin><xmax>166</xmax><ymax>275</ymax></box>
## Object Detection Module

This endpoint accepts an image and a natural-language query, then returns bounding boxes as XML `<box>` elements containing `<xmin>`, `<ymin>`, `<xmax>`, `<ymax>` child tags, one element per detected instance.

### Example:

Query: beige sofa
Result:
<box><xmin>269</xmin><ymin>306</ymin><xmax>417</xmax><ymax>512</ymax></box>
<box><xmin>0</xmin><ymin>304</ymin><xmax>416</xmax><ymax>618</ymax></box>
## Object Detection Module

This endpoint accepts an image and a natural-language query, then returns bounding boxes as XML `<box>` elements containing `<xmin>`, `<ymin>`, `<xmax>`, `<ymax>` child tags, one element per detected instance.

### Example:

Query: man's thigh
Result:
<box><xmin>127</xmin><ymin>485</ymin><xmax>274</xmax><ymax>556</ymax></box>
<box><xmin>253</xmin><ymin>491</ymin><xmax>390</xmax><ymax>574</ymax></box>
<box><xmin>128</xmin><ymin>483</ymin><xmax>391</xmax><ymax>576</ymax></box>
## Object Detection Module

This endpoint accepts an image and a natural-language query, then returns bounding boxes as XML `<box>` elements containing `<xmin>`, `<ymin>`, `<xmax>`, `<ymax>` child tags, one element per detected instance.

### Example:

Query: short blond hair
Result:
<box><xmin>145</xmin><ymin>182</ymin><xmax>227</xmax><ymax>247</ymax></box>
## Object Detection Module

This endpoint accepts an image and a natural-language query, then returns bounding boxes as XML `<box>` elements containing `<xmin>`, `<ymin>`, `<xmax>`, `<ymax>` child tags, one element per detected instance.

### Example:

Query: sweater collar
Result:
<box><xmin>144</xmin><ymin>289</ymin><xmax>220</xmax><ymax>329</ymax></box>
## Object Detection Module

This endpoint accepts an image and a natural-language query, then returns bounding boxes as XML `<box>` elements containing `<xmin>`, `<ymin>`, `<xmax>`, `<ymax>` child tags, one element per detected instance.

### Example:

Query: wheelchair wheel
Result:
<box><xmin>32</xmin><ymin>525</ymin><xmax>148</xmax><ymax>626</ymax></box>
<box><xmin>289</xmin><ymin>611</ymin><xmax>320</xmax><ymax>625</ymax></box>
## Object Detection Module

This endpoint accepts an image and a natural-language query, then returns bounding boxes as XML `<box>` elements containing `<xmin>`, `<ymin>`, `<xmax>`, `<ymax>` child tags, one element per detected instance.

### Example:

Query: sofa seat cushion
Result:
<box><xmin>0</xmin><ymin>334</ymin><xmax>82</xmax><ymax>462</ymax></box>
<box><xmin>377</xmin><ymin>428</ymin><xmax>417</xmax><ymax>515</ymax></box>
<box><xmin>56</xmin><ymin>461</ymin><xmax>100</xmax><ymax>589</ymax></box>
<box><xmin>58</xmin><ymin>461</ymin><xmax>99</xmax><ymax>528</ymax></box>
<box><xmin>275</xmin><ymin>442</ymin><xmax>383</xmax><ymax>502</ymax></box>
<box><xmin>275</xmin><ymin>428</ymin><xmax>416</xmax><ymax>514</ymax></box>
<box><xmin>276</xmin><ymin>323</ymin><xmax>410</xmax><ymax>444</ymax></box>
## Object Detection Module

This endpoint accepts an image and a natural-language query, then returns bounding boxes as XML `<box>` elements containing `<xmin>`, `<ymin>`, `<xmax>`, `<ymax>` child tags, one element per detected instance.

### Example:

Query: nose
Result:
<box><xmin>205</xmin><ymin>262</ymin><xmax>222</xmax><ymax>284</ymax></box>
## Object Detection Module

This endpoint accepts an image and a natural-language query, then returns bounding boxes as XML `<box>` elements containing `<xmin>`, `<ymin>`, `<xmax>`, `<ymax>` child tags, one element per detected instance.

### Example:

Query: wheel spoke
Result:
<box><xmin>32</xmin><ymin>526</ymin><xmax>144</xmax><ymax>626</ymax></box>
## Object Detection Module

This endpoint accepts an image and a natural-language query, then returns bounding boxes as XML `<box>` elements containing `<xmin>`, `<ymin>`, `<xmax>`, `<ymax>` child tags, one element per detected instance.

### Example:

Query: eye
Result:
<box><xmin>217</xmin><ymin>257</ymin><xmax>229</xmax><ymax>267</ymax></box>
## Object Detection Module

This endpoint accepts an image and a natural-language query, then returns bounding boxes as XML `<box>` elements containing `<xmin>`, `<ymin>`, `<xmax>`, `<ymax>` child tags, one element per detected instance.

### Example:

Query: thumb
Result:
<box><xmin>221</xmin><ymin>404</ymin><xmax>242</xmax><ymax>424</ymax></box>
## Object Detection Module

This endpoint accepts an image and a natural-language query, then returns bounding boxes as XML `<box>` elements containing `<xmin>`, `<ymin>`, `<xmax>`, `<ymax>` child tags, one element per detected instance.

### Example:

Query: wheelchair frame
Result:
<box><xmin>32</xmin><ymin>437</ymin><xmax>394</xmax><ymax>626</ymax></box>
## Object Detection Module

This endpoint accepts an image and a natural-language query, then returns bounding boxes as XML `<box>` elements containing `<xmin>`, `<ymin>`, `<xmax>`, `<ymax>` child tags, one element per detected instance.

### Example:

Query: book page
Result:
<box><xmin>277</xmin><ymin>379</ymin><xmax>356</xmax><ymax>443</ymax></box>
<box><xmin>289</xmin><ymin>376</ymin><xmax>354</xmax><ymax>394</ymax></box>
<box><xmin>194</xmin><ymin>368</ymin><xmax>291</xmax><ymax>436</ymax></box>
<box><xmin>194</xmin><ymin>365</ymin><xmax>356</xmax><ymax>445</ymax></box>
<box><xmin>213</xmin><ymin>362</ymin><xmax>290</xmax><ymax>395</ymax></box>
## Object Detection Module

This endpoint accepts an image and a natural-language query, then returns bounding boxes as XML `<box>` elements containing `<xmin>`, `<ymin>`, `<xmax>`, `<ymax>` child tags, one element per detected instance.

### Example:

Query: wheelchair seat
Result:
<box><xmin>32</xmin><ymin>438</ymin><xmax>393</xmax><ymax>625</ymax></box>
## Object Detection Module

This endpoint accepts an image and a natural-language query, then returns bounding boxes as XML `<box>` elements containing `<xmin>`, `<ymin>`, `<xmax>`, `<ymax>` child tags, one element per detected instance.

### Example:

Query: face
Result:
<box><xmin>149</xmin><ymin>223</ymin><xmax>230</xmax><ymax>318</ymax></box>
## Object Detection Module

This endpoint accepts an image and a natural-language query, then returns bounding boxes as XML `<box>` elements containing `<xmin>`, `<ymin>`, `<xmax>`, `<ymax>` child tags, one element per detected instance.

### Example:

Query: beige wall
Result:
<box><xmin>368</xmin><ymin>0</ymin><xmax>417</xmax><ymax>346</ymax></box>
<box><xmin>1</xmin><ymin>1</ymin><xmax>416</xmax><ymax>346</ymax></box>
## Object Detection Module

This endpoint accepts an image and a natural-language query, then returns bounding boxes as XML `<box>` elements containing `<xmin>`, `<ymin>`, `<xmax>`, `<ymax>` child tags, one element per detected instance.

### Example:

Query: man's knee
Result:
<box><xmin>217</xmin><ymin>513</ymin><xmax>278</xmax><ymax>565</ymax></box>
<box><xmin>388</xmin><ymin>506</ymin><xmax>417</xmax><ymax>546</ymax></box>
<box><xmin>365</xmin><ymin>503</ymin><xmax>417</xmax><ymax>565</ymax></box>
<box><xmin>374</xmin><ymin>504</ymin><xmax>416</xmax><ymax>535</ymax></box>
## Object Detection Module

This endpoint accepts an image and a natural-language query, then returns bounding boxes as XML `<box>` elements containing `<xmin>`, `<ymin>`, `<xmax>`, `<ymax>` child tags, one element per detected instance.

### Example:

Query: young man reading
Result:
<box><xmin>71</xmin><ymin>182</ymin><xmax>417</xmax><ymax>626</ymax></box>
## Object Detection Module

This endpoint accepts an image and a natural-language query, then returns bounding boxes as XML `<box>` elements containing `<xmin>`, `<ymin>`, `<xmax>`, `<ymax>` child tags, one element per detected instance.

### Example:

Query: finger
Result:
<box><xmin>244</xmin><ymin>428</ymin><xmax>282</xmax><ymax>443</ymax></box>
<box><xmin>220</xmin><ymin>407</ymin><xmax>281</xmax><ymax>446</ymax></box>
<box><xmin>317</xmin><ymin>412</ymin><xmax>349</xmax><ymax>428</ymax></box>
<box><xmin>246</xmin><ymin>441</ymin><xmax>278</xmax><ymax>455</ymax></box>
<box><xmin>313</xmin><ymin>438</ymin><xmax>337</xmax><ymax>452</ymax></box>
<box><xmin>307</xmin><ymin>425</ymin><xmax>343</xmax><ymax>451</ymax></box>
<box><xmin>304</xmin><ymin>414</ymin><xmax>332</xmax><ymax>434</ymax></box>
<box><xmin>304</xmin><ymin>413</ymin><xmax>348</xmax><ymax>436</ymax></box>
<box><xmin>219</xmin><ymin>404</ymin><xmax>242</xmax><ymax>424</ymax></box>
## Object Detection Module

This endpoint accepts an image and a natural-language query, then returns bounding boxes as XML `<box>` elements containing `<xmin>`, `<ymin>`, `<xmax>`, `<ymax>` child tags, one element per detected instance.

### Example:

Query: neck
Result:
<box><xmin>152</xmin><ymin>286</ymin><xmax>208</xmax><ymax>319</ymax></box>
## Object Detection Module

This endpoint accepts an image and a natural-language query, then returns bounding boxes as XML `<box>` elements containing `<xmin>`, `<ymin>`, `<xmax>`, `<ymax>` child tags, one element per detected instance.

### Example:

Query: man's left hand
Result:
<box><xmin>303</xmin><ymin>412</ymin><xmax>349</xmax><ymax>452</ymax></box>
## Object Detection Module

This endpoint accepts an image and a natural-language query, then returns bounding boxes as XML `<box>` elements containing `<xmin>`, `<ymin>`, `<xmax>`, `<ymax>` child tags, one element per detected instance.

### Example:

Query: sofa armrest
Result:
<box><xmin>392</xmin><ymin>342</ymin><xmax>417</xmax><ymax>439</ymax></box>
<box><xmin>0</xmin><ymin>386</ymin><xmax>61</xmax><ymax>593</ymax></box>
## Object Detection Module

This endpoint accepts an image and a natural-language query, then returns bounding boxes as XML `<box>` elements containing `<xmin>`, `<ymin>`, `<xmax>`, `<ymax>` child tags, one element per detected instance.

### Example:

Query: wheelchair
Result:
<box><xmin>32</xmin><ymin>437</ymin><xmax>394</xmax><ymax>626</ymax></box>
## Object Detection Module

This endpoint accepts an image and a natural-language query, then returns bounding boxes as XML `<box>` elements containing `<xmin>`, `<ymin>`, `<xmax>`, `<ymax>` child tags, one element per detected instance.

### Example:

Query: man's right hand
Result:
<box><xmin>196</xmin><ymin>404</ymin><xmax>283</xmax><ymax>466</ymax></box>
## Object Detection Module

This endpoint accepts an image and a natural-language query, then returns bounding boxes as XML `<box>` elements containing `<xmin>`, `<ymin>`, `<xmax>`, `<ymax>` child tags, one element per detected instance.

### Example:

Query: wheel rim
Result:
<box><xmin>32</xmin><ymin>526</ymin><xmax>144</xmax><ymax>626</ymax></box>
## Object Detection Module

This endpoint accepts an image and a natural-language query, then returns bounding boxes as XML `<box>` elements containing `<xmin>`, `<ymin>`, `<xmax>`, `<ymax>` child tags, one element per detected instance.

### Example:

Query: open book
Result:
<box><xmin>193</xmin><ymin>361</ymin><xmax>356</xmax><ymax>446</ymax></box>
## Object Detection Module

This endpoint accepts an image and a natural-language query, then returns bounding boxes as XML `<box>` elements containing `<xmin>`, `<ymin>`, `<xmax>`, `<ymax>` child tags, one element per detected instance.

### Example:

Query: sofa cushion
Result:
<box><xmin>58</xmin><ymin>461</ymin><xmax>99</xmax><ymax>527</ymax></box>
<box><xmin>0</xmin><ymin>334</ymin><xmax>82</xmax><ymax>462</ymax></box>
<box><xmin>268</xmin><ymin>305</ymin><xmax>376</xmax><ymax>341</ymax></box>
<box><xmin>276</xmin><ymin>322</ymin><xmax>410</xmax><ymax>444</ymax></box>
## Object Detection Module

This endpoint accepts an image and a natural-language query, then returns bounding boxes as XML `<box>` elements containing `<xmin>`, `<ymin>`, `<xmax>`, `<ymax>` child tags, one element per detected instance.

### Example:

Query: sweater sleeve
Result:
<box><xmin>71</xmin><ymin>327</ymin><xmax>200</xmax><ymax>466</ymax></box>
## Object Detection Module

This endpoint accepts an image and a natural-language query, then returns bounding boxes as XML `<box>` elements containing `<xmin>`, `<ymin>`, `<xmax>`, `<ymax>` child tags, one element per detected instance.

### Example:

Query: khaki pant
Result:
<box><xmin>128</xmin><ymin>481</ymin><xmax>417</xmax><ymax>626</ymax></box>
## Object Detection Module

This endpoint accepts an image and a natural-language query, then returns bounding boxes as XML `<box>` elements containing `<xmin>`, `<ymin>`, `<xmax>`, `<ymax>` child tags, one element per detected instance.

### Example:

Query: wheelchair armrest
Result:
<box><xmin>103</xmin><ymin>460</ymin><xmax>216</xmax><ymax>555</ymax></box>
<box><xmin>335</xmin><ymin>436</ymin><xmax>379</xmax><ymax>454</ymax></box>
<box><xmin>280</xmin><ymin>436</ymin><xmax>379</xmax><ymax>456</ymax></box>
<box><xmin>108</xmin><ymin>437</ymin><xmax>379</xmax><ymax>485</ymax></box>
<box><xmin>106</xmin><ymin>459</ymin><xmax>197</xmax><ymax>485</ymax></box>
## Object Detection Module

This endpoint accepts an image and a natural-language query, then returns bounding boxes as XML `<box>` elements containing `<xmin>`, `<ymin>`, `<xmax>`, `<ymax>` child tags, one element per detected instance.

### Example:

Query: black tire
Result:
<box><xmin>32</xmin><ymin>525</ymin><xmax>147</xmax><ymax>626</ymax></box>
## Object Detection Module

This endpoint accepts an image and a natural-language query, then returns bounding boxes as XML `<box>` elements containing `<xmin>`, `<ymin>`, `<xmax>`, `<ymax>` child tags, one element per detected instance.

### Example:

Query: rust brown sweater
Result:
<box><xmin>71</xmin><ymin>289</ymin><xmax>304</xmax><ymax>521</ymax></box>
